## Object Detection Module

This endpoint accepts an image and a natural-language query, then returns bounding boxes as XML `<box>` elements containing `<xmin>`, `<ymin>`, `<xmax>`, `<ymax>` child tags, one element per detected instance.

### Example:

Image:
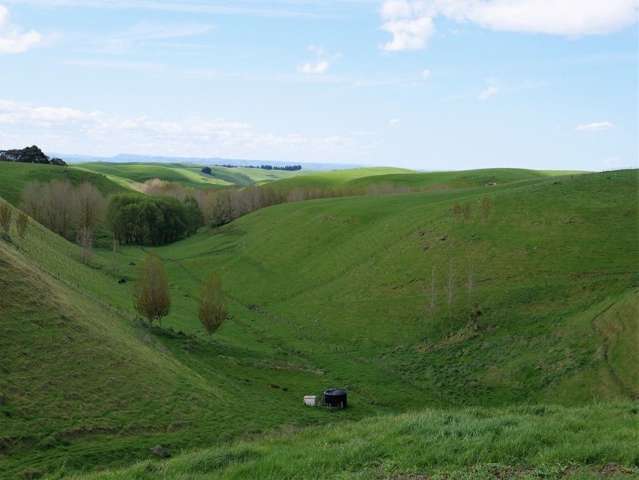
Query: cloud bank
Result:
<box><xmin>381</xmin><ymin>0</ymin><xmax>639</xmax><ymax>51</ymax></box>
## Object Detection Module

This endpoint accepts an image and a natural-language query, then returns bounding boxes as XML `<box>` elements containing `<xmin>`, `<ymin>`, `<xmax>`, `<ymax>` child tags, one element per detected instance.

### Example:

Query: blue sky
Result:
<box><xmin>0</xmin><ymin>0</ymin><xmax>637</xmax><ymax>170</ymax></box>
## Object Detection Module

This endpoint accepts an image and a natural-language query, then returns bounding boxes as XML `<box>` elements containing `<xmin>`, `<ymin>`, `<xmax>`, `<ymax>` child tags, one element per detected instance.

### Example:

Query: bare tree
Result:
<box><xmin>21</xmin><ymin>180</ymin><xmax>106</xmax><ymax>245</ymax></box>
<box><xmin>77</xmin><ymin>227</ymin><xmax>93</xmax><ymax>263</ymax></box>
<box><xmin>0</xmin><ymin>203</ymin><xmax>12</xmax><ymax>237</ymax></box>
<box><xmin>134</xmin><ymin>253</ymin><xmax>171</xmax><ymax>326</ymax></box>
<box><xmin>74</xmin><ymin>182</ymin><xmax>106</xmax><ymax>258</ymax></box>
<box><xmin>16</xmin><ymin>211</ymin><xmax>29</xmax><ymax>240</ymax></box>
<box><xmin>199</xmin><ymin>273</ymin><xmax>227</xmax><ymax>335</ymax></box>
<box><xmin>74</xmin><ymin>182</ymin><xmax>106</xmax><ymax>234</ymax></box>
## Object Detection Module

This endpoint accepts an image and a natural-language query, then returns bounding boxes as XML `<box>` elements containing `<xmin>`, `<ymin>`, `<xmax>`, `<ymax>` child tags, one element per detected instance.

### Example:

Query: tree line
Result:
<box><xmin>212</xmin><ymin>164</ymin><xmax>302</xmax><ymax>171</ymax></box>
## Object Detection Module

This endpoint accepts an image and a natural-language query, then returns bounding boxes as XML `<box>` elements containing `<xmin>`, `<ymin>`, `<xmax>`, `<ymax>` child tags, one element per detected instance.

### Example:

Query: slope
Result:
<box><xmin>131</xmin><ymin>169</ymin><xmax>638</xmax><ymax>407</ymax></box>
<box><xmin>346</xmin><ymin>168</ymin><xmax>574</xmax><ymax>191</ymax></box>
<box><xmin>76</xmin><ymin>163</ymin><xmax>232</xmax><ymax>189</ymax></box>
<box><xmin>269</xmin><ymin>167</ymin><xmax>413</xmax><ymax>191</ymax></box>
<box><xmin>0</xmin><ymin>199</ymin><xmax>367</xmax><ymax>478</ymax></box>
<box><xmin>0</xmin><ymin>162</ymin><xmax>127</xmax><ymax>205</ymax></box>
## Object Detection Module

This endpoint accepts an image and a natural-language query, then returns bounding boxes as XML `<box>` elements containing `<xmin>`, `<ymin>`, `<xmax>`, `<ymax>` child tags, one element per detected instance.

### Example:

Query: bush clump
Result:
<box><xmin>107</xmin><ymin>194</ymin><xmax>202</xmax><ymax>246</ymax></box>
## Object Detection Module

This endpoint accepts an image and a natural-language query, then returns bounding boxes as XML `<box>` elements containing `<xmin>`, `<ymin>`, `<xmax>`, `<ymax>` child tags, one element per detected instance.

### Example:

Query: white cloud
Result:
<box><xmin>380</xmin><ymin>0</ymin><xmax>639</xmax><ymax>51</ymax></box>
<box><xmin>421</xmin><ymin>69</ymin><xmax>431</xmax><ymax>80</ymax></box>
<box><xmin>0</xmin><ymin>98</ymin><xmax>361</xmax><ymax>159</ymax></box>
<box><xmin>298</xmin><ymin>45</ymin><xmax>339</xmax><ymax>75</ymax></box>
<box><xmin>0</xmin><ymin>4</ymin><xmax>42</xmax><ymax>54</ymax></box>
<box><xmin>478</xmin><ymin>80</ymin><xmax>500</xmax><ymax>100</ymax></box>
<box><xmin>380</xmin><ymin>1</ymin><xmax>435</xmax><ymax>51</ymax></box>
<box><xmin>576</xmin><ymin>121</ymin><xmax>615</xmax><ymax>132</ymax></box>
<box><xmin>388</xmin><ymin>118</ymin><xmax>401</xmax><ymax>127</ymax></box>
<box><xmin>298</xmin><ymin>59</ymin><xmax>330</xmax><ymax>75</ymax></box>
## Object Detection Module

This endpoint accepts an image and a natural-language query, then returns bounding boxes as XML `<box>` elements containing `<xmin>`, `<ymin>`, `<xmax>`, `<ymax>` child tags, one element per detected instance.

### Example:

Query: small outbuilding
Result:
<box><xmin>303</xmin><ymin>395</ymin><xmax>317</xmax><ymax>407</ymax></box>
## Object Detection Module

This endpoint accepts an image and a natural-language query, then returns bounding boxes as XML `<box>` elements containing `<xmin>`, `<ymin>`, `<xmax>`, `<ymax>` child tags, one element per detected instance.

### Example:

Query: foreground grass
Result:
<box><xmin>69</xmin><ymin>403</ymin><xmax>639</xmax><ymax>480</ymax></box>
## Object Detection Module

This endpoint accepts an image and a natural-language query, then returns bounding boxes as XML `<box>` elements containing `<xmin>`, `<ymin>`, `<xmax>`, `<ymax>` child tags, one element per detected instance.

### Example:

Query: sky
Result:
<box><xmin>0</xmin><ymin>0</ymin><xmax>637</xmax><ymax>170</ymax></box>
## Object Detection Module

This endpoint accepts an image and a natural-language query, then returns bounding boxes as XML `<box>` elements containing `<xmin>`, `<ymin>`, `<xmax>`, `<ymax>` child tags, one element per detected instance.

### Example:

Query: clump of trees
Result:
<box><xmin>134</xmin><ymin>253</ymin><xmax>171</xmax><ymax>325</ymax></box>
<box><xmin>107</xmin><ymin>194</ymin><xmax>202</xmax><ymax>246</ymax></box>
<box><xmin>199</xmin><ymin>273</ymin><xmax>227</xmax><ymax>335</ymax></box>
<box><xmin>21</xmin><ymin>180</ymin><xmax>106</xmax><ymax>260</ymax></box>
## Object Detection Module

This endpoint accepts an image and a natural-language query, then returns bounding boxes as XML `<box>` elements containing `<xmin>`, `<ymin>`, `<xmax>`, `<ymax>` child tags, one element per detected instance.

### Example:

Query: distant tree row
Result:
<box><xmin>134</xmin><ymin>252</ymin><xmax>227</xmax><ymax>335</ymax></box>
<box><xmin>213</xmin><ymin>164</ymin><xmax>302</xmax><ymax>171</ymax></box>
<box><xmin>107</xmin><ymin>194</ymin><xmax>202</xmax><ymax>246</ymax></box>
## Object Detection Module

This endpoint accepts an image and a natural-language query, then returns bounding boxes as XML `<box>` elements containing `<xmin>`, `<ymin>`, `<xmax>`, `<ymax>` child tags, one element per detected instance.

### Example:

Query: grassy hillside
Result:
<box><xmin>76</xmin><ymin>163</ymin><xmax>232</xmax><ymax>189</ymax></box>
<box><xmin>136</xmin><ymin>169</ymin><xmax>638</xmax><ymax>406</ymax></box>
<box><xmin>77</xmin><ymin>163</ymin><xmax>299</xmax><ymax>189</ymax></box>
<box><xmin>0</xmin><ymin>162</ymin><xmax>126</xmax><ymax>205</ymax></box>
<box><xmin>269</xmin><ymin>167</ymin><xmax>413</xmax><ymax>191</ymax></box>
<box><xmin>346</xmin><ymin>168</ymin><xmax>570</xmax><ymax>191</ymax></box>
<box><xmin>0</xmin><ymin>169</ymin><xmax>637</xmax><ymax>478</ymax></box>
<box><xmin>71</xmin><ymin>403</ymin><xmax>639</xmax><ymax>480</ymax></box>
<box><xmin>0</xmin><ymin>199</ymin><xmax>368</xmax><ymax>479</ymax></box>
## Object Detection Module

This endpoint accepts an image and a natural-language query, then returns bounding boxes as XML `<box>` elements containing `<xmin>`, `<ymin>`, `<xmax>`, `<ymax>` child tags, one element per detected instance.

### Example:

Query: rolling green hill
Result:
<box><xmin>76</xmin><ymin>163</ymin><xmax>300</xmax><ymax>189</ymax></box>
<box><xmin>0</xmin><ymin>162</ymin><xmax>127</xmax><ymax>205</ymax></box>
<box><xmin>0</xmin><ymin>169</ymin><xmax>637</xmax><ymax>479</ymax></box>
<box><xmin>268</xmin><ymin>167</ymin><xmax>413</xmax><ymax>191</ymax></box>
<box><xmin>346</xmin><ymin>168</ymin><xmax>580</xmax><ymax>191</ymax></box>
<box><xmin>76</xmin><ymin>163</ymin><xmax>233</xmax><ymax>189</ymax></box>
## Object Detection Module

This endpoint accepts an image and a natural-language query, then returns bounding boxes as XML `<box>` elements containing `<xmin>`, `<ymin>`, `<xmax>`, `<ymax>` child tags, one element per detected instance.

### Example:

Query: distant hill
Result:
<box><xmin>60</xmin><ymin>153</ymin><xmax>362</xmax><ymax>171</ymax></box>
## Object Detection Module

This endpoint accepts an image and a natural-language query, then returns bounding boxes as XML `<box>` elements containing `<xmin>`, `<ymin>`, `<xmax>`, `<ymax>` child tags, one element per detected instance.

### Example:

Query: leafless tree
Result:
<box><xmin>199</xmin><ymin>273</ymin><xmax>227</xmax><ymax>335</ymax></box>
<box><xmin>134</xmin><ymin>253</ymin><xmax>171</xmax><ymax>326</ymax></box>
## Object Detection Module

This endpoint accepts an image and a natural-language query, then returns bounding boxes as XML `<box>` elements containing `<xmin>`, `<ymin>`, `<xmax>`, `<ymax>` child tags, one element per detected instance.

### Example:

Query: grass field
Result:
<box><xmin>0</xmin><ymin>168</ymin><xmax>637</xmax><ymax>479</ymax></box>
<box><xmin>268</xmin><ymin>167</ymin><xmax>413</xmax><ymax>190</ymax></box>
<box><xmin>76</xmin><ymin>162</ymin><xmax>300</xmax><ymax>189</ymax></box>
<box><xmin>71</xmin><ymin>403</ymin><xmax>639</xmax><ymax>480</ymax></box>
